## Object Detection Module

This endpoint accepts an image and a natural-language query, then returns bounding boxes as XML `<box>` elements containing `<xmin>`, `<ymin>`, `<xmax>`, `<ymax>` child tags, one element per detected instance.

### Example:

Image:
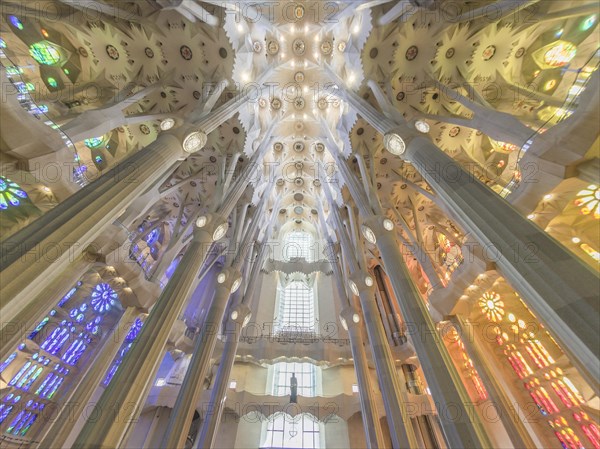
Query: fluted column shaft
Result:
<box><xmin>36</xmin><ymin>307</ymin><xmax>141</xmax><ymax>449</ymax></box>
<box><xmin>450</xmin><ymin>316</ymin><xmax>537</xmax><ymax>449</ymax></box>
<box><xmin>0</xmin><ymin>132</ymin><xmax>185</xmax><ymax>329</ymax></box>
<box><xmin>193</xmin><ymin>318</ymin><xmax>241</xmax><ymax>449</ymax></box>
<box><xmin>372</xmin><ymin>223</ymin><xmax>492</xmax><ymax>449</ymax></box>
<box><xmin>346</xmin><ymin>317</ymin><xmax>387</xmax><ymax>449</ymax></box>
<box><xmin>72</xmin><ymin>226</ymin><xmax>217</xmax><ymax>449</ymax></box>
<box><xmin>356</xmin><ymin>282</ymin><xmax>419</xmax><ymax>449</ymax></box>
<box><xmin>404</xmin><ymin>136</ymin><xmax>600</xmax><ymax>394</ymax></box>
<box><xmin>160</xmin><ymin>273</ymin><xmax>236</xmax><ymax>449</ymax></box>
<box><xmin>0</xmin><ymin>252</ymin><xmax>93</xmax><ymax>358</ymax></box>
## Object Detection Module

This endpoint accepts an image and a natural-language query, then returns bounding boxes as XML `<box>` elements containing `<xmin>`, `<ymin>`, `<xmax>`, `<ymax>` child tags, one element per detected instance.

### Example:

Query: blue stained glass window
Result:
<box><xmin>21</xmin><ymin>366</ymin><xmax>43</xmax><ymax>391</ymax></box>
<box><xmin>35</xmin><ymin>373</ymin><xmax>54</xmax><ymax>395</ymax></box>
<box><xmin>58</xmin><ymin>287</ymin><xmax>78</xmax><ymax>307</ymax></box>
<box><xmin>0</xmin><ymin>352</ymin><xmax>17</xmax><ymax>373</ymax></box>
<box><xmin>0</xmin><ymin>405</ymin><xmax>13</xmax><ymax>424</ymax></box>
<box><xmin>103</xmin><ymin>318</ymin><xmax>143</xmax><ymax>386</ymax></box>
<box><xmin>18</xmin><ymin>413</ymin><xmax>38</xmax><ymax>436</ymax></box>
<box><xmin>7</xmin><ymin>411</ymin><xmax>27</xmax><ymax>433</ymax></box>
<box><xmin>8</xmin><ymin>16</ymin><xmax>23</xmax><ymax>30</ymax></box>
<box><xmin>0</xmin><ymin>176</ymin><xmax>28</xmax><ymax>210</ymax></box>
<box><xmin>61</xmin><ymin>339</ymin><xmax>87</xmax><ymax>366</ymax></box>
<box><xmin>28</xmin><ymin>317</ymin><xmax>49</xmax><ymax>340</ymax></box>
<box><xmin>9</xmin><ymin>362</ymin><xmax>31</xmax><ymax>386</ymax></box>
<box><xmin>45</xmin><ymin>376</ymin><xmax>64</xmax><ymax>399</ymax></box>
<box><xmin>91</xmin><ymin>283</ymin><xmax>118</xmax><ymax>313</ymax></box>
<box><xmin>146</xmin><ymin>228</ymin><xmax>160</xmax><ymax>245</ymax></box>
<box><xmin>41</xmin><ymin>325</ymin><xmax>71</xmax><ymax>355</ymax></box>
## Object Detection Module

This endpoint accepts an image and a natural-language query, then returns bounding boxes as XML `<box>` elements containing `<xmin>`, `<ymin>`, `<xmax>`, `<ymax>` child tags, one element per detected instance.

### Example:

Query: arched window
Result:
<box><xmin>283</xmin><ymin>231</ymin><xmax>314</xmax><ymax>262</ymax></box>
<box><xmin>272</xmin><ymin>362</ymin><xmax>317</xmax><ymax>397</ymax></box>
<box><xmin>262</xmin><ymin>413</ymin><xmax>321</xmax><ymax>449</ymax></box>
<box><xmin>276</xmin><ymin>281</ymin><xmax>315</xmax><ymax>334</ymax></box>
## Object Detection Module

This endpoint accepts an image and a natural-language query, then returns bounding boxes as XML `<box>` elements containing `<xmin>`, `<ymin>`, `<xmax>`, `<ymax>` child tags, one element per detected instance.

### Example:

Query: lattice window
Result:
<box><xmin>276</xmin><ymin>281</ymin><xmax>315</xmax><ymax>334</ymax></box>
<box><xmin>272</xmin><ymin>362</ymin><xmax>317</xmax><ymax>398</ymax></box>
<box><xmin>263</xmin><ymin>413</ymin><xmax>320</xmax><ymax>449</ymax></box>
<box><xmin>283</xmin><ymin>231</ymin><xmax>314</xmax><ymax>262</ymax></box>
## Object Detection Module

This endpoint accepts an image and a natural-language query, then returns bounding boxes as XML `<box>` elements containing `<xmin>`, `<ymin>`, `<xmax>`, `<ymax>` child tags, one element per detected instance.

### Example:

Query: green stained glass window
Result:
<box><xmin>29</xmin><ymin>41</ymin><xmax>62</xmax><ymax>66</ymax></box>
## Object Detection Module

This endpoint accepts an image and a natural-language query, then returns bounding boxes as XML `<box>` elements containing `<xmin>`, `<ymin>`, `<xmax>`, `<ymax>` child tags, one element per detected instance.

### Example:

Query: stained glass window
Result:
<box><xmin>479</xmin><ymin>292</ymin><xmax>504</xmax><ymax>322</ymax></box>
<box><xmin>29</xmin><ymin>41</ymin><xmax>62</xmax><ymax>65</ymax></box>
<box><xmin>1</xmin><ymin>276</ymin><xmax>123</xmax><ymax>440</ymax></box>
<box><xmin>543</xmin><ymin>42</ymin><xmax>577</xmax><ymax>67</ymax></box>
<box><xmin>0</xmin><ymin>176</ymin><xmax>28</xmax><ymax>210</ymax></box>
<box><xmin>91</xmin><ymin>283</ymin><xmax>118</xmax><ymax>313</ymax></box>
<box><xmin>0</xmin><ymin>352</ymin><xmax>17</xmax><ymax>373</ymax></box>
<box><xmin>84</xmin><ymin>136</ymin><xmax>106</xmax><ymax>149</ymax></box>
<box><xmin>8</xmin><ymin>16</ymin><xmax>23</xmax><ymax>30</ymax></box>
<box><xmin>103</xmin><ymin>318</ymin><xmax>144</xmax><ymax>386</ymax></box>
<box><xmin>574</xmin><ymin>185</ymin><xmax>599</xmax><ymax>219</ymax></box>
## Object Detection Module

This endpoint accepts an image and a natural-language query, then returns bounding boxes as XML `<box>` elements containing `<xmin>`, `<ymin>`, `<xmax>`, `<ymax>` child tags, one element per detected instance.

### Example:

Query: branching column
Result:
<box><xmin>71</xmin><ymin>217</ymin><xmax>225</xmax><ymax>449</ymax></box>
<box><xmin>350</xmin><ymin>272</ymin><xmax>420</xmax><ymax>449</ymax></box>
<box><xmin>402</xmin><ymin>136</ymin><xmax>600</xmax><ymax>394</ymax></box>
<box><xmin>160</xmin><ymin>182</ymin><xmax>273</xmax><ymax>448</ymax></box>
<box><xmin>36</xmin><ymin>307</ymin><xmax>143</xmax><ymax>449</ymax></box>
<box><xmin>342</xmin><ymin>305</ymin><xmax>388</xmax><ymax>449</ymax></box>
<box><xmin>450</xmin><ymin>316</ymin><xmax>537</xmax><ymax>449</ymax></box>
<box><xmin>160</xmin><ymin>267</ymin><xmax>242</xmax><ymax>449</ymax></box>
<box><xmin>363</xmin><ymin>216</ymin><xmax>492</xmax><ymax>449</ymax></box>
<box><xmin>194</xmin><ymin>240</ymin><xmax>269</xmax><ymax>449</ymax></box>
<box><xmin>0</xmin><ymin>93</ymin><xmax>250</xmax><ymax>333</ymax></box>
<box><xmin>345</xmin><ymin>84</ymin><xmax>600</xmax><ymax>395</ymax></box>
<box><xmin>328</xmin><ymin>245</ymin><xmax>385</xmax><ymax>449</ymax></box>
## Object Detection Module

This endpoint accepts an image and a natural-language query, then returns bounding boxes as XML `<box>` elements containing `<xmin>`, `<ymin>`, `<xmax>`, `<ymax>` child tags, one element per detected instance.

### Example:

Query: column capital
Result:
<box><xmin>193</xmin><ymin>213</ymin><xmax>228</xmax><ymax>242</ymax></box>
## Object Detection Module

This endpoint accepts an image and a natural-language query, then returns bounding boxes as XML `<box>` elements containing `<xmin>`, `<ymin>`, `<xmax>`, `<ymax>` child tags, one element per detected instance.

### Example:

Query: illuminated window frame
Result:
<box><xmin>262</xmin><ymin>413</ymin><xmax>321</xmax><ymax>449</ymax></box>
<box><xmin>271</xmin><ymin>362</ymin><xmax>317</xmax><ymax>398</ymax></box>
<box><xmin>276</xmin><ymin>281</ymin><xmax>316</xmax><ymax>334</ymax></box>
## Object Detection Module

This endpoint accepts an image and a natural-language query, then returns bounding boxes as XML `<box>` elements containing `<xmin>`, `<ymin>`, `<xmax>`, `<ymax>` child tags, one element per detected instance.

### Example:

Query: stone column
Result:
<box><xmin>340</xmin><ymin>306</ymin><xmax>386</xmax><ymax>449</ymax></box>
<box><xmin>350</xmin><ymin>272</ymin><xmax>419</xmax><ymax>449</ymax></box>
<box><xmin>401</xmin><ymin>135</ymin><xmax>600</xmax><ymax>394</ymax></box>
<box><xmin>160</xmin><ymin>267</ymin><xmax>242</xmax><ymax>449</ymax></box>
<box><xmin>193</xmin><ymin>234</ymin><xmax>271</xmax><ymax>449</ymax></box>
<box><xmin>362</xmin><ymin>216</ymin><xmax>492</xmax><ymax>449</ymax></box>
<box><xmin>0</xmin><ymin>129</ymin><xmax>188</xmax><ymax>328</ymax></box>
<box><xmin>35</xmin><ymin>307</ymin><xmax>142</xmax><ymax>449</ymax></box>
<box><xmin>0</xmin><ymin>251</ymin><xmax>94</xmax><ymax>358</ymax></box>
<box><xmin>71</xmin><ymin>215</ymin><xmax>227</xmax><ymax>448</ymax></box>
<box><xmin>193</xmin><ymin>302</ymin><xmax>250</xmax><ymax>449</ymax></box>
<box><xmin>450</xmin><ymin>316</ymin><xmax>537</xmax><ymax>449</ymax></box>
<box><xmin>1</xmin><ymin>92</ymin><xmax>251</xmax><ymax>331</ymax></box>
